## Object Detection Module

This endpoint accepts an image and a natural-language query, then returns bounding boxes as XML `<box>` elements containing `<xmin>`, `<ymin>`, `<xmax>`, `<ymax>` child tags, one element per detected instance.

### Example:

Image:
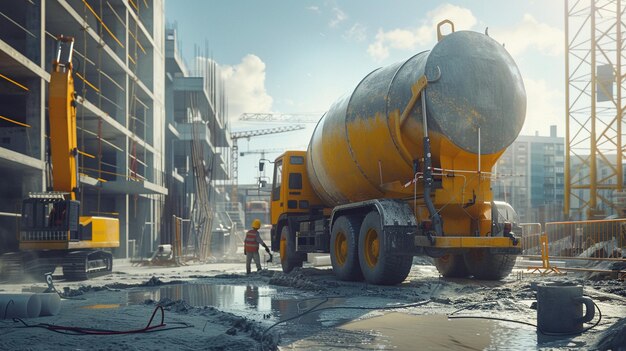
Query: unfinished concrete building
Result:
<box><xmin>0</xmin><ymin>0</ymin><xmax>232</xmax><ymax>261</ymax></box>
<box><xmin>0</xmin><ymin>0</ymin><xmax>166</xmax><ymax>259</ymax></box>
<box><xmin>163</xmin><ymin>26</ymin><xmax>232</xmax><ymax>259</ymax></box>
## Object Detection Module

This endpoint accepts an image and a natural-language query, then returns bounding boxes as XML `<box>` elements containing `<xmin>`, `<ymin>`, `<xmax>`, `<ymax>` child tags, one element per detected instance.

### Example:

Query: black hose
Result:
<box><xmin>3</xmin><ymin>305</ymin><xmax>193</xmax><ymax>335</ymax></box>
<box><xmin>1</xmin><ymin>300</ymin><xmax>14</xmax><ymax>319</ymax></box>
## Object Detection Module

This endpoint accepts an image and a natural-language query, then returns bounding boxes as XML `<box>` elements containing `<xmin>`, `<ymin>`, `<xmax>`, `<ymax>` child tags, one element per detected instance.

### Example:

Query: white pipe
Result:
<box><xmin>0</xmin><ymin>293</ymin><xmax>41</xmax><ymax>319</ymax></box>
<box><xmin>37</xmin><ymin>293</ymin><xmax>61</xmax><ymax>316</ymax></box>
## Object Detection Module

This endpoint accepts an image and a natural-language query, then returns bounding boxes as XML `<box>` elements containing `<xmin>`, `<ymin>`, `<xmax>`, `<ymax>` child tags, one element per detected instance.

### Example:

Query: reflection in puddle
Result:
<box><xmin>127</xmin><ymin>284</ymin><xmax>275</xmax><ymax>315</ymax></box>
<box><xmin>126</xmin><ymin>284</ymin><xmax>349</xmax><ymax>324</ymax></box>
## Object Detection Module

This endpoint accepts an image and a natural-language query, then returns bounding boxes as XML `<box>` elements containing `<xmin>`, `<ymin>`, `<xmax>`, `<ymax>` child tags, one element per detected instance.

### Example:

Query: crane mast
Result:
<box><xmin>230</xmin><ymin>124</ymin><xmax>306</xmax><ymax>201</ymax></box>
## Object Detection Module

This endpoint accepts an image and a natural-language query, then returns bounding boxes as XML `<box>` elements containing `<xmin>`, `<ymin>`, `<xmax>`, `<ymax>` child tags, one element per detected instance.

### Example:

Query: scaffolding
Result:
<box><xmin>565</xmin><ymin>0</ymin><xmax>626</xmax><ymax>218</ymax></box>
<box><xmin>0</xmin><ymin>0</ymin><xmax>166</xmax><ymax>257</ymax></box>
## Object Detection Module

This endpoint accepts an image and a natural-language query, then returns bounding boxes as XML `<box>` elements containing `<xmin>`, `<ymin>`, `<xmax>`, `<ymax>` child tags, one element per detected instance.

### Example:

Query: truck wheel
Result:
<box><xmin>434</xmin><ymin>254</ymin><xmax>470</xmax><ymax>278</ymax></box>
<box><xmin>280</xmin><ymin>226</ymin><xmax>302</xmax><ymax>273</ymax></box>
<box><xmin>463</xmin><ymin>249</ymin><xmax>516</xmax><ymax>280</ymax></box>
<box><xmin>358</xmin><ymin>211</ymin><xmax>413</xmax><ymax>285</ymax></box>
<box><xmin>330</xmin><ymin>216</ymin><xmax>363</xmax><ymax>281</ymax></box>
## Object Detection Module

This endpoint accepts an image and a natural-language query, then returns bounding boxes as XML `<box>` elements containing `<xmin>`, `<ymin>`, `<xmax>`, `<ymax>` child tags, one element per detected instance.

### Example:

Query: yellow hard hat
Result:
<box><xmin>252</xmin><ymin>219</ymin><xmax>261</xmax><ymax>229</ymax></box>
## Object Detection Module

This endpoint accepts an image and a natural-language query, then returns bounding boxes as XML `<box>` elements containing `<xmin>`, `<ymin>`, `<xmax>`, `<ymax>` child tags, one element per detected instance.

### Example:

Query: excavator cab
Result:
<box><xmin>20</xmin><ymin>193</ymin><xmax>80</xmax><ymax>243</ymax></box>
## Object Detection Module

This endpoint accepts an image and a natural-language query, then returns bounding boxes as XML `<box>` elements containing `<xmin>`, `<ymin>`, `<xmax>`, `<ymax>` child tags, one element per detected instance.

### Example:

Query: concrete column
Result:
<box><xmin>25</xmin><ymin>0</ymin><xmax>41</xmax><ymax>64</ymax></box>
<box><xmin>25</xmin><ymin>79</ymin><xmax>42</xmax><ymax>160</ymax></box>
<box><xmin>114</xmin><ymin>194</ymin><xmax>128</xmax><ymax>258</ymax></box>
<box><xmin>114</xmin><ymin>134</ymin><xmax>128</xmax><ymax>258</ymax></box>
<box><xmin>128</xmin><ymin>195</ymin><xmax>149</xmax><ymax>256</ymax></box>
<box><xmin>113</xmin><ymin>73</ymin><xmax>127</xmax><ymax>124</ymax></box>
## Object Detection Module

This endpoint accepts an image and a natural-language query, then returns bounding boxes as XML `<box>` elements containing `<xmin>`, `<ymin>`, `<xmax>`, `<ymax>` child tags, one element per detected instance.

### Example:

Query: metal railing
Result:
<box><xmin>521</xmin><ymin>219</ymin><xmax>626</xmax><ymax>261</ymax></box>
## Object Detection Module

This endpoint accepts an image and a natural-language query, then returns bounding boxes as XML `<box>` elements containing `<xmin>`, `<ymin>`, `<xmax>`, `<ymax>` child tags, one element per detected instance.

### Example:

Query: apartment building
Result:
<box><xmin>494</xmin><ymin>126</ymin><xmax>565</xmax><ymax>223</ymax></box>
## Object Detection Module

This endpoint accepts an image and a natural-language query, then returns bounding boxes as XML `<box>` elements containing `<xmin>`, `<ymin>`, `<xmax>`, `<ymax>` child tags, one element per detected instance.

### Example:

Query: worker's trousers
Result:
<box><xmin>246</xmin><ymin>251</ymin><xmax>261</xmax><ymax>274</ymax></box>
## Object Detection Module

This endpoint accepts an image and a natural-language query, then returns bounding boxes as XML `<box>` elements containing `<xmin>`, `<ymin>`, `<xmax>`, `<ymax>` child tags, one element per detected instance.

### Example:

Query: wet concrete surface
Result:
<box><xmin>2</xmin><ymin>262</ymin><xmax>624</xmax><ymax>350</ymax></box>
<box><xmin>118</xmin><ymin>283</ymin><xmax>594</xmax><ymax>350</ymax></box>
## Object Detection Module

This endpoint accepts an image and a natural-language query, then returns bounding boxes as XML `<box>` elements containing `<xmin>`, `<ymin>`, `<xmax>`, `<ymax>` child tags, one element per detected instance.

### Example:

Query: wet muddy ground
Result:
<box><xmin>0</xmin><ymin>259</ymin><xmax>624</xmax><ymax>350</ymax></box>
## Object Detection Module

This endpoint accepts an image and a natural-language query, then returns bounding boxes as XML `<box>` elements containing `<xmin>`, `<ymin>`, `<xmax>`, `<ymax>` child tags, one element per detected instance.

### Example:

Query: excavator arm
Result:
<box><xmin>48</xmin><ymin>36</ymin><xmax>79</xmax><ymax>199</ymax></box>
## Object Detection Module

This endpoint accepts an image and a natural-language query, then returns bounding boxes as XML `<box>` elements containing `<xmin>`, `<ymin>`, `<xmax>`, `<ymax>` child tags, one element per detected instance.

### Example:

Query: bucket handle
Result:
<box><xmin>437</xmin><ymin>19</ymin><xmax>455</xmax><ymax>42</ymax></box>
<box><xmin>575</xmin><ymin>296</ymin><xmax>595</xmax><ymax>324</ymax></box>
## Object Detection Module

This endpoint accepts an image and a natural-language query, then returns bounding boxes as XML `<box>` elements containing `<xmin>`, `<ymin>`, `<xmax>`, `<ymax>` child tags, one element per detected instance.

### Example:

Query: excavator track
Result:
<box><xmin>0</xmin><ymin>252</ymin><xmax>26</xmax><ymax>282</ymax></box>
<box><xmin>62</xmin><ymin>250</ymin><xmax>113</xmax><ymax>281</ymax></box>
<box><xmin>0</xmin><ymin>252</ymin><xmax>58</xmax><ymax>283</ymax></box>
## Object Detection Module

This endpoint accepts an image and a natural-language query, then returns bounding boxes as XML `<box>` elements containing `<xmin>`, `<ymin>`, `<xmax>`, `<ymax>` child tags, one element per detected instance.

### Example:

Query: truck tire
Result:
<box><xmin>434</xmin><ymin>254</ymin><xmax>470</xmax><ymax>278</ymax></box>
<box><xmin>358</xmin><ymin>211</ymin><xmax>413</xmax><ymax>285</ymax></box>
<box><xmin>464</xmin><ymin>249</ymin><xmax>516</xmax><ymax>280</ymax></box>
<box><xmin>280</xmin><ymin>226</ymin><xmax>302</xmax><ymax>273</ymax></box>
<box><xmin>330</xmin><ymin>216</ymin><xmax>363</xmax><ymax>281</ymax></box>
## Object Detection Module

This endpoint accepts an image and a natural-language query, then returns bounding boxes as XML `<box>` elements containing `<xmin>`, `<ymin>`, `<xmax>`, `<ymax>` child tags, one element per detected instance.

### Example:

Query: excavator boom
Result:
<box><xmin>48</xmin><ymin>36</ymin><xmax>79</xmax><ymax>199</ymax></box>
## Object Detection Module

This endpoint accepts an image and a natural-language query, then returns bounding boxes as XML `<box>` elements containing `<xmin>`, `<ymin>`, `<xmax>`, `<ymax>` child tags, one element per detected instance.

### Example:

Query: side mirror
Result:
<box><xmin>259</xmin><ymin>160</ymin><xmax>265</xmax><ymax>172</ymax></box>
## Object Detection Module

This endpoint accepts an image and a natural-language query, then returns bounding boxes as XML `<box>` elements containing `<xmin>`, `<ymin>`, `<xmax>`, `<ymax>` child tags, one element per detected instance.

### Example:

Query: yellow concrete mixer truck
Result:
<box><xmin>265</xmin><ymin>21</ymin><xmax>526</xmax><ymax>285</ymax></box>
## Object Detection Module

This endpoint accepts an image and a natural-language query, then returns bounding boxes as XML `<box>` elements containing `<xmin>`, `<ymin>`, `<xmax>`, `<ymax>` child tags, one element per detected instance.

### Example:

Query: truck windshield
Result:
<box><xmin>272</xmin><ymin>159</ymin><xmax>282</xmax><ymax>201</ymax></box>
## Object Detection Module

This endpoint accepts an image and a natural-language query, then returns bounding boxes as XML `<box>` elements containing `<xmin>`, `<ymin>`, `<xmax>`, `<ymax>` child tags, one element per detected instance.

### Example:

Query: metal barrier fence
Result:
<box><xmin>521</xmin><ymin>219</ymin><xmax>626</xmax><ymax>261</ymax></box>
<box><xmin>520</xmin><ymin>223</ymin><xmax>542</xmax><ymax>236</ymax></box>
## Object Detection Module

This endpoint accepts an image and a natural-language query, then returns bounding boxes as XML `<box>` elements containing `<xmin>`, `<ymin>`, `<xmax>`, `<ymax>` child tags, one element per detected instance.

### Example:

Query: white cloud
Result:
<box><xmin>522</xmin><ymin>77</ymin><xmax>564</xmax><ymax>136</ymax></box>
<box><xmin>491</xmin><ymin>14</ymin><xmax>563</xmax><ymax>57</ymax></box>
<box><xmin>343</xmin><ymin>23</ymin><xmax>367</xmax><ymax>42</ymax></box>
<box><xmin>366</xmin><ymin>4</ymin><xmax>476</xmax><ymax>61</ymax></box>
<box><xmin>306</xmin><ymin>5</ymin><xmax>320</xmax><ymax>13</ymax></box>
<box><xmin>366</xmin><ymin>38</ymin><xmax>388</xmax><ymax>61</ymax></box>
<box><xmin>426</xmin><ymin>3</ymin><xmax>477</xmax><ymax>31</ymax></box>
<box><xmin>219</xmin><ymin>54</ymin><xmax>273</xmax><ymax>121</ymax></box>
<box><xmin>329</xmin><ymin>7</ymin><xmax>347</xmax><ymax>27</ymax></box>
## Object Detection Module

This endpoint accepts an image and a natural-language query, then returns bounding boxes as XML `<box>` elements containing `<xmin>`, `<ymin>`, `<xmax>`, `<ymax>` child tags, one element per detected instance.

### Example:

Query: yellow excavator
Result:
<box><xmin>0</xmin><ymin>36</ymin><xmax>119</xmax><ymax>281</ymax></box>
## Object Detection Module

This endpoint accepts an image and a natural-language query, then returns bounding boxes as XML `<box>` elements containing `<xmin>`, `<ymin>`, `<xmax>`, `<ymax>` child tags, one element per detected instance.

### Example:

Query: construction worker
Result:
<box><xmin>245</xmin><ymin>219</ymin><xmax>270</xmax><ymax>274</ymax></box>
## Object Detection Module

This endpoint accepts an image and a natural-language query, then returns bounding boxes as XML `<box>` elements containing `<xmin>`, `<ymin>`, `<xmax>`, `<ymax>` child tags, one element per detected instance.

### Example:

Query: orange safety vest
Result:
<box><xmin>244</xmin><ymin>230</ymin><xmax>260</xmax><ymax>253</ymax></box>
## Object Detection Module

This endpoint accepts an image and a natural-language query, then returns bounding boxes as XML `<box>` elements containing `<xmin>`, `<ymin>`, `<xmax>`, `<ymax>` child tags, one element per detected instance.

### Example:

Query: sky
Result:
<box><xmin>165</xmin><ymin>1</ymin><xmax>565</xmax><ymax>185</ymax></box>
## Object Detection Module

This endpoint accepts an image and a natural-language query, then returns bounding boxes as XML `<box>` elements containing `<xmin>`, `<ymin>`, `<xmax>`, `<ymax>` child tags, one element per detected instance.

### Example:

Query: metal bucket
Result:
<box><xmin>537</xmin><ymin>283</ymin><xmax>595</xmax><ymax>334</ymax></box>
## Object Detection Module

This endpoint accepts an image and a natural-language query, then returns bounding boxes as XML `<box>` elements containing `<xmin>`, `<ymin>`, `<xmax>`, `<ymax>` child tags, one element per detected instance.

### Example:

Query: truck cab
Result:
<box><xmin>269</xmin><ymin>151</ymin><xmax>324</xmax><ymax>270</ymax></box>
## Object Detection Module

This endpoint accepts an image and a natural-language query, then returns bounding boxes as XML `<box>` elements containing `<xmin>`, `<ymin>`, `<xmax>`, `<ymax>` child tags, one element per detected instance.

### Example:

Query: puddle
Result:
<box><xmin>282</xmin><ymin>312</ymin><xmax>588</xmax><ymax>350</ymax></box>
<box><xmin>127</xmin><ymin>284</ymin><xmax>275</xmax><ymax>316</ymax></box>
<box><xmin>126</xmin><ymin>283</ymin><xmax>351</xmax><ymax>324</ymax></box>
<box><xmin>339</xmin><ymin>313</ymin><xmax>575</xmax><ymax>350</ymax></box>
<box><xmin>271</xmin><ymin>297</ymin><xmax>351</xmax><ymax>326</ymax></box>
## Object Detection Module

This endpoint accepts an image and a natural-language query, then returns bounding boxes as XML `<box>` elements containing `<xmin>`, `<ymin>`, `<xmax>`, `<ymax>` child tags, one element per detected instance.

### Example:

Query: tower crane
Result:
<box><xmin>239</xmin><ymin>113</ymin><xmax>322</xmax><ymax>124</ymax></box>
<box><xmin>230</xmin><ymin>125</ymin><xmax>306</xmax><ymax>201</ymax></box>
<box><xmin>239</xmin><ymin>147</ymin><xmax>306</xmax><ymax>157</ymax></box>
